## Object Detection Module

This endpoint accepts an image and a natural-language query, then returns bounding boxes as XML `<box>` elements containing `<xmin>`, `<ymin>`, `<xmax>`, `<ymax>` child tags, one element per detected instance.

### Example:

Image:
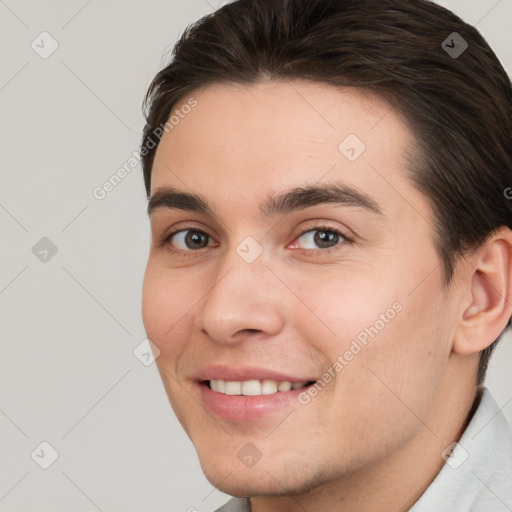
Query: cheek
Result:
<box><xmin>141</xmin><ymin>262</ymin><xmax>196</xmax><ymax>356</ymax></box>
<box><xmin>295</xmin><ymin>260</ymin><xmax>450</xmax><ymax>410</ymax></box>
<box><xmin>291</xmin><ymin>270</ymin><xmax>402</xmax><ymax>357</ymax></box>
<box><xmin>142</xmin><ymin>263</ymin><xmax>201</xmax><ymax>427</ymax></box>
<box><xmin>337</xmin><ymin>277</ymin><xmax>450</xmax><ymax>429</ymax></box>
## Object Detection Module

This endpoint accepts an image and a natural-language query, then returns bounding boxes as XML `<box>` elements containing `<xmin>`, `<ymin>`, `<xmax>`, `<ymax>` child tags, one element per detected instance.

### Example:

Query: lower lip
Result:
<box><xmin>198</xmin><ymin>382</ymin><xmax>311</xmax><ymax>422</ymax></box>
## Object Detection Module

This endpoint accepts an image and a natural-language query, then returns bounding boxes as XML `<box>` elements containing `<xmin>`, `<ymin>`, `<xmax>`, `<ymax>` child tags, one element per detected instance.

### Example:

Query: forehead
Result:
<box><xmin>150</xmin><ymin>80</ymin><xmax>422</xmax><ymax>220</ymax></box>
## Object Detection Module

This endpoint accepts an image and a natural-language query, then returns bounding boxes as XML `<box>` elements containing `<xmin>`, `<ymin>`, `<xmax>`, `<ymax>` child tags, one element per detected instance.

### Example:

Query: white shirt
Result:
<box><xmin>215</xmin><ymin>387</ymin><xmax>512</xmax><ymax>511</ymax></box>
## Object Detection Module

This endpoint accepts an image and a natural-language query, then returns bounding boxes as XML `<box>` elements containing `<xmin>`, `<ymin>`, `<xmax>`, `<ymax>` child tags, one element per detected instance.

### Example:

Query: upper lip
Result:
<box><xmin>194</xmin><ymin>365</ymin><xmax>317</xmax><ymax>383</ymax></box>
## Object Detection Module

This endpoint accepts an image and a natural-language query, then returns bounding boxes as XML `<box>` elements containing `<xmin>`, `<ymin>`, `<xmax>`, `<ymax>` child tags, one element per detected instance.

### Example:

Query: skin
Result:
<box><xmin>142</xmin><ymin>80</ymin><xmax>512</xmax><ymax>512</ymax></box>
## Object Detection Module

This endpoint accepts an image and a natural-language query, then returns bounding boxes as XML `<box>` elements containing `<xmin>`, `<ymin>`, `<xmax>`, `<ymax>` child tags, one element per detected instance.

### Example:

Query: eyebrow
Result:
<box><xmin>147</xmin><ymin>183</ymin><xmax>383</xmax><ymax>218</ymax></box>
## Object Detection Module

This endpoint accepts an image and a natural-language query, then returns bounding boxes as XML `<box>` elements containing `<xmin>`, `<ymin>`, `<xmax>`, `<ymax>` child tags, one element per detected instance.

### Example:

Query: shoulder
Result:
<box><xmin>411</xmin><ymin>387</ymin><xmax>512</xmax><ymax>511</ymax></box>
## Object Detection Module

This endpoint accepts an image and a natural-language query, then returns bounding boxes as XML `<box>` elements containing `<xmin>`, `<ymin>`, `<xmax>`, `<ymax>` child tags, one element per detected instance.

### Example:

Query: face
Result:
<box><xmin>142</xmin><ymin>80</ymin><xmax>458</xmax><ymax>497</ymax></box>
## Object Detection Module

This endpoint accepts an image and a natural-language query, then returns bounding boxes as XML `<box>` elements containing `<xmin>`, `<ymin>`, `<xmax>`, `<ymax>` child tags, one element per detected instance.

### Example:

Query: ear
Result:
<box><xmin>453</xmin><ymin>226</ymin><xmax>512</xmax><ymax>355</ymax></box>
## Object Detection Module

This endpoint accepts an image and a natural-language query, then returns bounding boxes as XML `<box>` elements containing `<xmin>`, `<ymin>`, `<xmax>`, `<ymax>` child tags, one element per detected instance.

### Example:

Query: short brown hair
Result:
<box><xmin>140</xmin><ymin>0</ymin><xmax>512</xmax><ymax>383</ymax></box>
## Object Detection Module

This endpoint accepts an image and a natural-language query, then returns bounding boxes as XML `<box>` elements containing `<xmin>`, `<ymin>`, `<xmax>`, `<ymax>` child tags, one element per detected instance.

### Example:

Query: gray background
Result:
<box><xmin>1</xmin><ymin>1</ymin><xmax>511</xmax><ymax>511</ymax></box>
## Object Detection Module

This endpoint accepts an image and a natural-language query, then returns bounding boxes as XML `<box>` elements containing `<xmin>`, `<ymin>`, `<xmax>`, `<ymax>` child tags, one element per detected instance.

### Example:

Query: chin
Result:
<box><xmin>198</xmin><ymin>452</ymin><xmax>335</xmax><ymax>499</ymax></box>
<box><xmin>202</xmin><ymin>470</ymin><xmax>290</xmax><ymax>498</ymax></box>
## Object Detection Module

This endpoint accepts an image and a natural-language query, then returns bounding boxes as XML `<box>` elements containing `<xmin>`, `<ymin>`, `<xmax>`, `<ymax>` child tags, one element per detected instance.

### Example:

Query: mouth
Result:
<box><xmin>204</xmin><ymin>379</ymin><xmax>316</xmax><ymax>396</ymax></box>
<box><xmin>197</xmin><ymin>377</ymin><xmax>318</xmax><ymax>422</ymax></box>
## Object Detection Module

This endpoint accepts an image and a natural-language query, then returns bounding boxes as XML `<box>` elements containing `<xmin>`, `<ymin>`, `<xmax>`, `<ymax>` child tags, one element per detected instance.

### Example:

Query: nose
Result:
<box><xmin>193</xmin><ymin>249</ymin><xmax>285</xmax><ymax>345</ymax></box>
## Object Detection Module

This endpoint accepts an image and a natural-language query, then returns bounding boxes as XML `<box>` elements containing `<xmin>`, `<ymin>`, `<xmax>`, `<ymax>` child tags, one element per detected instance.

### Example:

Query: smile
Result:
<box><xmin>207</xmin><ymin>379</ymin><xmax>314</xmax><ymax>396</ymax></box>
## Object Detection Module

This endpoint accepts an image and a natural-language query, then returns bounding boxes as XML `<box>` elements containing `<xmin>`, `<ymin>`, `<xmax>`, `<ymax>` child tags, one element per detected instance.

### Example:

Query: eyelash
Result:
<box><xmin>160</xmin><ymin>224</ymin><xmax>353</xmax><ymax>256</ymax></box>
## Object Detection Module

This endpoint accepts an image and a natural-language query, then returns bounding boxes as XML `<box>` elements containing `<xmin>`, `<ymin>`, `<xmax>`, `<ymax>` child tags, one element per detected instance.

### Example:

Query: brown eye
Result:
<box><xmin>167</xmin><ymin>229</ymin><xmax>214</xmax><ymax>250</ymax></box>
<box><xmin>296</xmin><ymin>227</ymin><xmax>346</xmax><ymax>250</ymax></box>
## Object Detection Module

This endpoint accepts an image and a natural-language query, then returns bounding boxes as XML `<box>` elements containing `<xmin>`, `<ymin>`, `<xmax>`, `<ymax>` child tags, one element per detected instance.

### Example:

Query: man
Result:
<box><xmin>140</xmin><ymin>0</ymin><xmax>512</xmax><ymax>510</ymax></box>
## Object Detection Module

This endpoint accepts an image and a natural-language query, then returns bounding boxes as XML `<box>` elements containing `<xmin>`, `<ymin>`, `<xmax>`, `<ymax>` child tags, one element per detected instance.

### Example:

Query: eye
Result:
<box><xmin>294</xmin><ymin>226</ymin><xmax>349</xmax><ymax>251</ymax></box>
<box><xmin>164</xmin><ymin>229</ymin><xmax>216</xmax><ymax>251</ymax></box>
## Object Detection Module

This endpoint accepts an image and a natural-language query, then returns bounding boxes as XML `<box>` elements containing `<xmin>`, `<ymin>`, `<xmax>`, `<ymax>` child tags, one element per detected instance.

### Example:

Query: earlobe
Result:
<box><xmin>453</xmin><ymin>227</ymin><xmax>512</xmax><ymax>356</ymax></box>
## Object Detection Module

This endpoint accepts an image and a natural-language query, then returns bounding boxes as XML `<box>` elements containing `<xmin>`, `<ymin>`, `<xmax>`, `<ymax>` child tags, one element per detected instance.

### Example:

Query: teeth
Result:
<box><xmin>278</xmin><ymin>381</ymin><xmax>292</xmax><ymax>392</ymax></box>
<box><xmin>261</xmin><ymin>379</ymin><xmax>278</xmax><ymax>395</ymax></box>
<box><xmin>208</xmin><ymin>379</ymin><xmax>310</xmax><ymax>396</ymax></box>
<box><xmin>241</xmin><ymin>380</ymin><xmax>261</xmax><ymax>396</ymax></box>
<box><xmin>224</xmin><ymin>381</ymin><xmax>242</xmax><ymax>395</ymax></box>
